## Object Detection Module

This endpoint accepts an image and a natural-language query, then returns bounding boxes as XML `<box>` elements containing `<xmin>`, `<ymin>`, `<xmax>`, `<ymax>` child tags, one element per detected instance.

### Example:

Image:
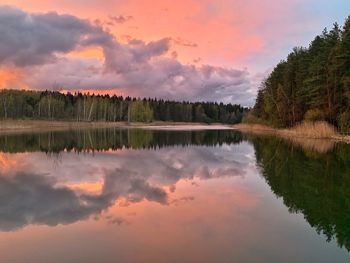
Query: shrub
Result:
<box><xmin>338</xmin><ymin>111</ymin><xmax>350</xmax><ymax>133</ymax></box>
<box><xmin>304</xmin><ymin>109</ymin><xmax>324</xmax><ymax>122</ymax></box>
<box><xmin>130</xmin><ymin>101</ymin><xmax>154</xmax><ymax>122</ymax></box>
<box><xmin>242</xmin><ymin>111</ymin><xmax>268</xmax><ymax>125</ymax></box>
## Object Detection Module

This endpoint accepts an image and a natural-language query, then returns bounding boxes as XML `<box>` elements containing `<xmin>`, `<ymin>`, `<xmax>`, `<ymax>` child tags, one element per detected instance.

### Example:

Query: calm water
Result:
<box><xmin>0</xmin><ymin>128</ymin><xmax>349</xmax><ymax>262</ymax></box>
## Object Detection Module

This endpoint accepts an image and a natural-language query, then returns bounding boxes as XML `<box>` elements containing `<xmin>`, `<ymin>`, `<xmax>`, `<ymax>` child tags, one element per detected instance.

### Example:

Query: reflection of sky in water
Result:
<box><xmin>0</xmin><ymin>142</ymin><xmax>348</xmax><ymax>262</ymax></box>
<box><xmin>0</xmin><ymin>143</ymin><xmax>253</xmax><ymax>231</ymax></box>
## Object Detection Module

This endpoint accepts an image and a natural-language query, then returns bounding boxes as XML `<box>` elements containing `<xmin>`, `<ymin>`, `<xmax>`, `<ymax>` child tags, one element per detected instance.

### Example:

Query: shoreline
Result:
<box><xmin>0</xmin><ymin>120</ymin><xmax>233</xmax><ymax>135</ymax></box>
<box><xmin>1</xmin><ymin>120</ymin><xmax>350</xmax><ymax>145</ymax></box>
<box><xmin>233</xmin><ymin>123</ymin><xmax>350</xmax><ymax>144</ymax></box>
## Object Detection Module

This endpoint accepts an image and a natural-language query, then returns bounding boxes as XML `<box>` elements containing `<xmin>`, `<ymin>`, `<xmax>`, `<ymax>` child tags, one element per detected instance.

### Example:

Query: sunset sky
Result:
<box><xmin>0</xmin><ymin>0</ymin><xmax>349</xmax><ymax>106</ymax></box>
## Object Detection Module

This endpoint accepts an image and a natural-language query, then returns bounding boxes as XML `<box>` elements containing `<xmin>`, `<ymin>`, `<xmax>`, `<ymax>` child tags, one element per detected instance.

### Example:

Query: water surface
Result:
<box><xmin>0</xmin><ymin>128</ymin><xmax>349</xmax><ymax>262</ymax></box>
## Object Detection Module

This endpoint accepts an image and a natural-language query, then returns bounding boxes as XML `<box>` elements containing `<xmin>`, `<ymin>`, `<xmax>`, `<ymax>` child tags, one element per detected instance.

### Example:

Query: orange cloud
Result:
<box><xmin>66</xmin><ymin>47</ymin><xmax>104</xmax><ymax>60</ymax></box>
<box><xmin>67</xmin><ymin>181</ymin><xmax>103</xmax><ymax>194</ymax></box>
<box><xmin>0</xmin><ymin>68</ymin><xmax>27</xmax><ymax>90</ymax></box>
<box><xmin>2</xmin><ymin>0</ymin><xmax>346</xmax><ymax>71</ymax></box>
<box><xmin>1</xmin><ymin>0</ymin><xmax>347</xmax><ymax>104</ymax></box>
<box><xmin>1</xmin><ymin>0</ymin><xmax>269</xmax><ymax>67</ymax></box>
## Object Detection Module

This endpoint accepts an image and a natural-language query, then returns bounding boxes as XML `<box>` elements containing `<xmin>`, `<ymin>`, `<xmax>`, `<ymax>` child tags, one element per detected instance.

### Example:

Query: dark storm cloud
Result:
<box><xmin>0</xmin><ymin>5</ymin><xmax>254</xmax><ymax>105</ymax></box>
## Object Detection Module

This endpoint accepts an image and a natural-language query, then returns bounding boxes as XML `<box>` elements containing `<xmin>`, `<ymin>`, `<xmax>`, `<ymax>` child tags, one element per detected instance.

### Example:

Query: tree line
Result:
<box><xmin>250</xmin><ymin>16</ymin><xmax>350</xmax><ymax>131</ymax></box>
<box><xmin>0</xmin><ymin>89</ymin><xmax>246</xmax><ymax>124</ymax></box>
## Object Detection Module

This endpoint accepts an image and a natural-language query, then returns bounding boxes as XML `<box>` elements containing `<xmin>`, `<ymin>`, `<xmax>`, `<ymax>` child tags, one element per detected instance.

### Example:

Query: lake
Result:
<box><xmin>0</xmin><ymin>128</ymin><xmax>349</xmax><ymax>262</ymax></box>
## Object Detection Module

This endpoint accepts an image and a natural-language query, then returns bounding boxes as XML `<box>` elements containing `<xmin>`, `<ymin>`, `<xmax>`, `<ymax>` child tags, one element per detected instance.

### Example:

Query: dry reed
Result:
<box><xmin>281</xmin><ymin>121</ymin><xmax>337</xmax><ymax>139</ymax></box>
<box><xmin>233</xmin><ymin>121</ymin><xmax>340</xmax><ymax>154</ymax></box>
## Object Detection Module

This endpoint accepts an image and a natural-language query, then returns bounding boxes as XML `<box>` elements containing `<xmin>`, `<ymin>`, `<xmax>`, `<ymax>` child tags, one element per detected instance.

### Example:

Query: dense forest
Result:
<box><xmin>0</xmin><ymin>89</ymin><xmax>245</xmax><ymax>124</ymax></box>
<box><xmin>250</xmin><ymin>16</ymin><xmax>350</xmax><ymax>131</ymax></box>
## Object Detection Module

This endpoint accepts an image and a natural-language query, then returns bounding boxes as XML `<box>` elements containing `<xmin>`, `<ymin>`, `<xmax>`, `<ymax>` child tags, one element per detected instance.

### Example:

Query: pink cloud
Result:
<box><xmin>1</xmin><ymin>0</ymin><xmax>348</xmax><ymax>104</ymax></box>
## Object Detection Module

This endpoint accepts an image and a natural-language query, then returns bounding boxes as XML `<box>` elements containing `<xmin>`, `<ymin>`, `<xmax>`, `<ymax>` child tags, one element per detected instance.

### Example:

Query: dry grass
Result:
<box><xmin>233</xmin><ymin>121</ymin><xmax>345</xmax><ymax>154</ymax></box>
<box><xmin>280</xmin><ymin>122</ymin><xmax>337</xmax><ymax>153</ymax></box>
<box><xmin>233</xmin><ymin>123</ymin><xmax>278</xmax><ymax>134</ymax></box>
<box><xmin>234</xmin><ymin>121</ymin><xmax>338</xmax><ymax>140</ymax></box>
<box><xmin>281</xmin><ymin>121</ymin><xmax>337</xmax><ymax>139</ymax></box>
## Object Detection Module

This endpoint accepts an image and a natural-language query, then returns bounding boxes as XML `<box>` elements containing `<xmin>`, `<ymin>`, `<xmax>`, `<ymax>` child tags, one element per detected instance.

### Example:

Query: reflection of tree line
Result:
<box><xmin>251</xmin><ymin>136</ymin><xmax>350</xmax><ymax>251</ymax></box>
<box><xmin>0</xmin><ymin>129</ymin><xmax>244</xmax><ymax>153</ymax></box>
<box><xmin>4</xmin><ymin>128</ymin><xmax>349</xmax><ymax>252</ymax></box>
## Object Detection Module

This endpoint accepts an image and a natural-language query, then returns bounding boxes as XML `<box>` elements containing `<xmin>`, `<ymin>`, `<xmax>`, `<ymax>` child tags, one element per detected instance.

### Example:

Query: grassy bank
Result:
<box><xmin>0</xmin><ymin>120</ymin><xmax>232</xmax><ymax>135</ymax></box>
<box><xmin>234</xmin><ymin>121</ymin><xmax>350</xmax><ymax>143</ymax></box>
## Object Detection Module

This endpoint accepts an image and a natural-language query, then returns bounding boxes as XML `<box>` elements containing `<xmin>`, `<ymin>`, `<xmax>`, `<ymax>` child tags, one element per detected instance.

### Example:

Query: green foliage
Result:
<box><xmin>130</xmin><ymin>101</ymin><xmax>154</xmax><ymax>122</ymax></box>
<box><xmin>0</xmin><ymin>89</ymin><xmax>246</xmax><ymax>124</ymax></box>
<box><xmin>242</xmin><ymin>111</ymin><xmax>269</xmax><ymax>125</ymax></box>
<box><xmin>253</xmin><ymin>17</ymin><xmax>350</xmax><ymax>128</ymax></box>
<box><xmin>304</xmin><ymin>108</ymin><xmax>324</xmax><ymax>122</ymax></box>
<box><xmin>338</xmin><ymin>111</ymin><xmax>350</xmax><ymax>132</ymax></box>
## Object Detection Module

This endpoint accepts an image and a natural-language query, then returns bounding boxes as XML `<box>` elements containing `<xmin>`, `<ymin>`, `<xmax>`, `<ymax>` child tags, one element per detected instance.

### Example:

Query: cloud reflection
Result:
<box><xmin>0</xmin><ymin>143</ymin><xmax>252</xmax><ymax>231</ymax></box>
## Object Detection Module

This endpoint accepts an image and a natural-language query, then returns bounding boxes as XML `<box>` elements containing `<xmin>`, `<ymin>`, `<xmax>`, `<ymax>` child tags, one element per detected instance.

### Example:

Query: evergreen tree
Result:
<box><xmin>251</xmin><ymin>17</ymin><xmax>350</xmax><ymax>131</ymax></box>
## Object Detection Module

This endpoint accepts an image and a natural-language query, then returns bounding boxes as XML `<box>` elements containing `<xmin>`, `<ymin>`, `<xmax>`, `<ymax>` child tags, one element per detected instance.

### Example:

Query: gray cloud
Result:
<box><xmin>103</xmin><ymin>37</ymin><xmax>171</xmax><ymax>73</ymax></box>
<box><xmin>171</xmin><ymin>196</ymin><xmax>195</xmax><ymax>206</ymax></box>
<box><xmin>106</xmin><ymin>216</ymin><xmax>129</xmax><ymax>225</ymax></box>
<box><xmin>27</xmin><ymin>57</ymin><xmax>252</xmax><ymax>105</ymax></box>
<box><xmin>0</xmin><ymin>5</ymin><xmax>254</xmax><ymax>105</ymax></box>
<box><xmin>109</xmin><ymin>15</ymin><xmax>133</xmax><ymax>24</ymax></box>
<box><xmin>172</xmin><ymin>37</ymin><xmax>198</xmax><ymax>48</ymax></box>
<box><xmin>0</xmin><ymin>6</ymin><xmax>113</xmax><ymax>67</ymax></box>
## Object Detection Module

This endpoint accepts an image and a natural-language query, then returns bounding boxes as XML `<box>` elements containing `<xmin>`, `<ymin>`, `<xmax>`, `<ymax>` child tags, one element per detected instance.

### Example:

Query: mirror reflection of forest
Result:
<box><xmin>250</xmin><ymin>135</ymin><xmax>350</xmax><ymax>251</ymax></box>
<box><xmin>0</xmin><ymin>128</ymin><xmax>244</xmax><ymax>153</ymax></box>
<box><xmin>0</xmin><ymin>128</ymin><xmax>350</xmax><ymax>252</ymax></box>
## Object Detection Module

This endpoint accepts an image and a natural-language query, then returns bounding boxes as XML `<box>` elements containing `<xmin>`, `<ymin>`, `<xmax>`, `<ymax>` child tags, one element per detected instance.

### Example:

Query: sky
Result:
<box><xmin>0</xmin><ymin>0</ymin><xmax>349</xmax><ymax>106</ymax></box>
